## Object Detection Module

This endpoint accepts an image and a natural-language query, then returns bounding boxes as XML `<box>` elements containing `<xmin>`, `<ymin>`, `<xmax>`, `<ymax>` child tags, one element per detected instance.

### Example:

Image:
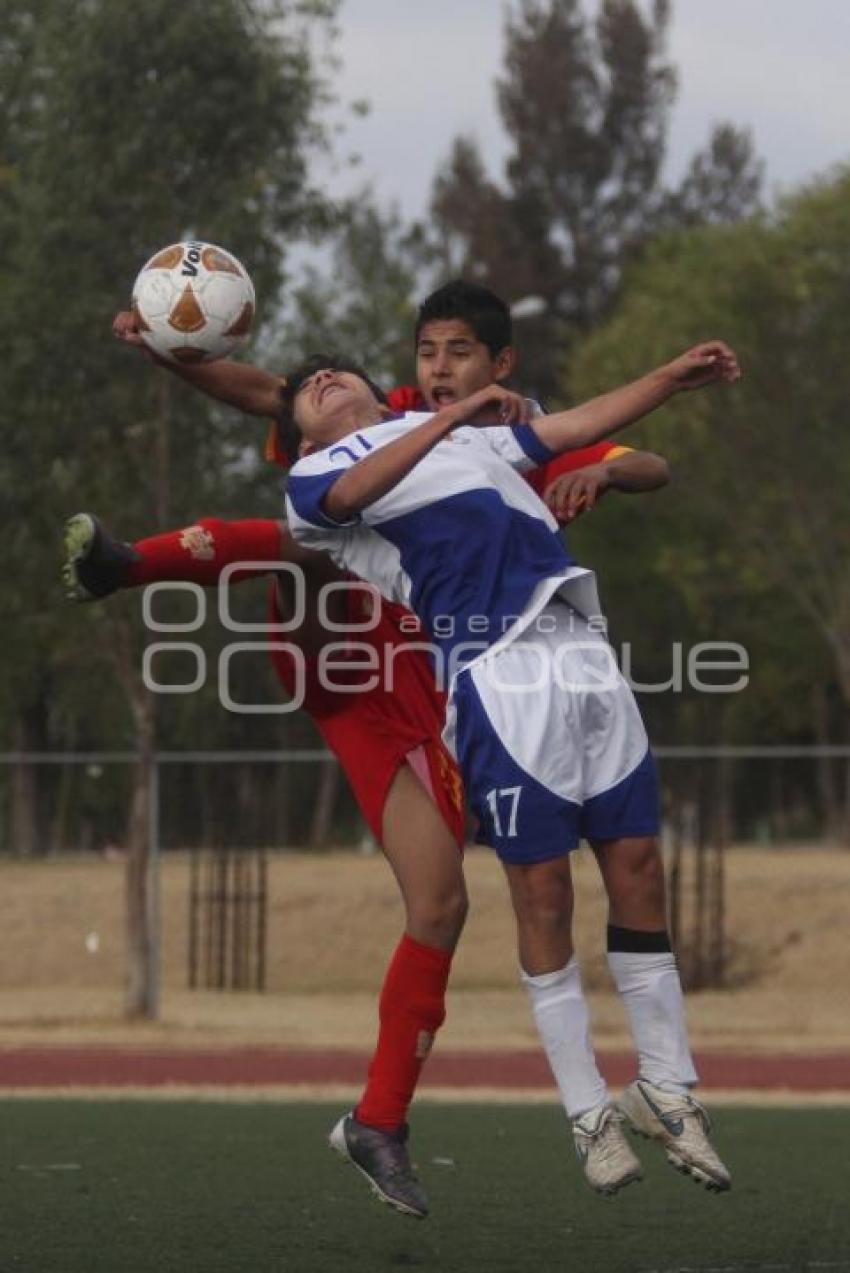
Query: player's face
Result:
<box><xmin>416</xmin><ymin>319</ymin><xmax>515</xmax><ymax>410</ymax></box>
<box><xmin>293</xmin><ymin>368</ymin><xmax>385</xmax><ymax>445</ymax></box>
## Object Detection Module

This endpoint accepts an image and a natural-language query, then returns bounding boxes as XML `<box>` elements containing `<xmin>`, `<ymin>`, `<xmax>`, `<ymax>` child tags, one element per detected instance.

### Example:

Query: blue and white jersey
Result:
<box><xmin>285</xmin><ymin>412</ymin><xmax>601</xmax><ymax>672</ymax></box>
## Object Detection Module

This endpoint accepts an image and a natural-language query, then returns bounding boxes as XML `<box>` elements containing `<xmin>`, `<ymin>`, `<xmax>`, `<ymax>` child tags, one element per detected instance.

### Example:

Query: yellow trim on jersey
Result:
<box><xmin>603</xmin><ymin>444</ymin><xmax>634</xmax><ymax>460</ymax></box>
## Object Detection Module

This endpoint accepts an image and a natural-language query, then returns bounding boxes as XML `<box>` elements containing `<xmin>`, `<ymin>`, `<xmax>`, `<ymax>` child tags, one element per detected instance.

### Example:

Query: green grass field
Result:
<box><xmin>1</xmin><ymin>1101</ymin><xmax>846</xmax><ymax>1273</ymax></box>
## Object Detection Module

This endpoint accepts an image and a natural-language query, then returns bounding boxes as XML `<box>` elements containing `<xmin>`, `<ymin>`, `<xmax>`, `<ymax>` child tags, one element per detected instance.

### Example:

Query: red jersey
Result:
<box><xmin>527</xmin><ymin>441</ymin><xmax>633</xmax><ymax>499</ymax></box>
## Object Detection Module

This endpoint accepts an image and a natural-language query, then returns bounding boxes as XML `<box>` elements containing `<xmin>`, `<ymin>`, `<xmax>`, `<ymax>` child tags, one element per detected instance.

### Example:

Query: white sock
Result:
<box><xmin>520</xmin><ymin>957</ymin><xmax>609</xmax><ymax>1119</ymax></box>
<box><xmin>607</xmin><ymin>950</ymin><xmax>699</xmax><ymax>1091</ymax></box>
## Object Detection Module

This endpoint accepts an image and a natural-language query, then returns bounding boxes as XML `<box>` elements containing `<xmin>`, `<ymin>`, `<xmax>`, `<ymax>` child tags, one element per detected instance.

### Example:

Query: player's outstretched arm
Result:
<box><xmin>113</xmin><ymin>310</ymin><xmax>284</xmax><ymax>418</ymax></box>
<box><xmin>319</xmin><ymin>387</ymin><xmax>532</xmax><ymax>523</ymax></box>
<box><xmin>531</xmin><ymin>341</ymin><xmax>740</xmax><ymax>456</ymax></box>
<box><xmin>544</xmin><ymin>450</ymin><xmax>670</xmax><ymax>522</ymax></box>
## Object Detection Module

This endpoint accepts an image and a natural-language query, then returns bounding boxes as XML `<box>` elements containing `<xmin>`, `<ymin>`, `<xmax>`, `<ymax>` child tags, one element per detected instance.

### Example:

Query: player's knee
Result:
<box><xmin>408</xmin><ymin>883</ymin><xmax>468</xmax><ymax>948</ymax></box>
<box><xmin>627</xmin><ymin>840</ymin><xmax>665</xmax><ymax>893</ymax></box>
<box><xmin>436</xmin><ymin>883</ymin><xmax>469</xmax><ymax>937</ymax></box>
<box><xmin>609</xmin><ymin>839</ymin><xmax>666</xmax><ymax>910</ymax></box>
<box><xmin>510</xmin><ymin>863</ymin><xmax>573</xmax><ymax>930</ymax></box>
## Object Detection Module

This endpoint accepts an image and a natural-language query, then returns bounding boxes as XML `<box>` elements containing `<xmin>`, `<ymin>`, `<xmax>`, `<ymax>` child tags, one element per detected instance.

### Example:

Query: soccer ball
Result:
<box><xmin>131</xmin><ymin>241</ymin><xmax>255</xmax><ymax>364</ymax></box>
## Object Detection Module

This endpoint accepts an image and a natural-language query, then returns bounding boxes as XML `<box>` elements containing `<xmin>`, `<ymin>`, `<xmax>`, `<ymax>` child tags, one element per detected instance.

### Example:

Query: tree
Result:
<box><xmin>569</xmin><ymin>168</ymin><xmax>850</xmax><ymax>837</ymax></box>
<box><xmin>273</xmin><ymin>197</ymin><xmax>425</xmax><ymax>387</ymax></box>
<box><xmin>428</xmin><ymin>0</ymin><xmax>762</xmax><ymax>402</ymax></box>
<box><xmin>659</xmin><ymin>123</ymin><xmax>763</xmax><ymax>230</ymax></box>
<box><xmin>0</xmin><ymin>0</ymin><xmax>339</xmax><ymax>1012</ymax></box>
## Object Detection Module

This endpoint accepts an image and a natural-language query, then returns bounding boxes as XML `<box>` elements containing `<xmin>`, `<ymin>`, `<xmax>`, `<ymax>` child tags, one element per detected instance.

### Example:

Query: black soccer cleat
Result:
<box><xmin>328</xmin><ymin>1112</ymin><xmax>429</xmax><ymax>1219</ymax></box>
<box><xmin>62</xmin><ymin>513</ymin><xmax>141</xmax><ymax>602</ymax></box>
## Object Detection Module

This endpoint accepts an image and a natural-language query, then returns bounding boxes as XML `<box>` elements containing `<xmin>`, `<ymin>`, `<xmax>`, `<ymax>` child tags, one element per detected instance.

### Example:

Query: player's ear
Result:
<box><xmin>493</xmin><ymin>346</ymin><xmax>517</xmax><ymax>383</ymax></box>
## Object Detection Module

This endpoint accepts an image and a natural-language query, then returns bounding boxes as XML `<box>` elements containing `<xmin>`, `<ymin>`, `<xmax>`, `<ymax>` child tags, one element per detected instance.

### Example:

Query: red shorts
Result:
<box><xmin>266</xmin><ymin>584</ymin><xmax>466</xmax><ymax>848</ymax></box>
<box><xmin>349</xmin><ymin>734</ymin><xmax>465</xmax><ymax>848</ymax></box>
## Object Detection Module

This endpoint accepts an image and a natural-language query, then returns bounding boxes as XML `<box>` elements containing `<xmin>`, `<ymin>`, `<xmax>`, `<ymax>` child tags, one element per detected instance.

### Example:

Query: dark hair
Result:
<box><xmin>274</xmin><ymin>353</ymin><xmax>388</xmax><ymax>466</ymax></box>
<box><xmin>414</xmin><ymin>279</ymin><xmax>512</xmax><ymax>356</ymax></box>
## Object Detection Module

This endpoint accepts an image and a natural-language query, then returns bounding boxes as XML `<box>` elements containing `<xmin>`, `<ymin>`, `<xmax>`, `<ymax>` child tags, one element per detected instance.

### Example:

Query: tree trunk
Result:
<box><xmin>125</xmin><ymin>742</ymin><xmax>157</xmax><ymax>1017</ymax></box>
<box><xmin>692</xmin><ymin>770</ymin><xmax>708</xmax><ymax>989</ymax></box>
<box><xmin>9</xmin><ymin>702</ymin><xmax>48</xmax><ymax>856</ymax></box>
<box><xmin>237</xmin><ymin>763</ymin><xmax>256</xmax><ymax>848</ymax></box>
<box><xmin>709</xmin><ymin>753</ymin><xmax>731</xmax><ymax>986</ymax></box>
<box><xmin>309</xmin><ymin>758</ymin><xmax>340</xmax><ymax>847</ymax></box>
<box><xmin>813</xmin><ymin>683</ymin><xmax>842</xmax><ymax>842</ymax></box>
<box><xmin>154</xmin><ymin>373</ymin><xmax>171</xmax><ymax>529</ymax></box>
<box><xmin>9</xmin><ymin>715</ymin><xmax>38</xmax><ymax>857</ymax></box>
<box><xmin>768</xmin><ymin>763</ymin><xmax>791</xmax><ymax>841</ymax></box>
<box><xmin>106</xmin><ymin>613</ymin><xmax>159</xmax><ymax>1019</ymax></box>
<box><xmin>668</xmin><ymin>804</ymin><xmax>684</xmax><ymax>955</ymax></box>
<box><xmin>273</xmin><ymin>762</ymin><xmax>292</xmax><ymax>848</ymax></box>
<box><xmin>49</xmin><ymin>759</ymin><xmax>74</xmax><ymax>856</ymax></box>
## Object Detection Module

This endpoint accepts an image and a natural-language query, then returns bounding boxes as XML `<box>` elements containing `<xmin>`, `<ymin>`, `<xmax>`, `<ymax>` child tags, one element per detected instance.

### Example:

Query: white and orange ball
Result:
<box><xmin>131</xmin><ymin>241</ymin><xmax>255</xmax><ymax>364</ymax></box>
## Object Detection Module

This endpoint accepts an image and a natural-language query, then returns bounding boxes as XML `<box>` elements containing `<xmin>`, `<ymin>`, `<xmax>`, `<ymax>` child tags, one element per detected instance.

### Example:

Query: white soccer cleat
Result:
<box><xmin>618</xmin><ymin>1079</ymin><xmax>731</xmax><ymax>1193</ymax></box>
<box><xmin>572</xmin><ymin>1103</ymin><xmax>643</xmax><ymax>1196</ymax></box>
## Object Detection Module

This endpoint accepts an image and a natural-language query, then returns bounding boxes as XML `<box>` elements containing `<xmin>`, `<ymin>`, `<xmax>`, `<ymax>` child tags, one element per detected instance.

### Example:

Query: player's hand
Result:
<box><xmin>663</xmin><ymin>341</ymin><xmax>741</xmax><ymax>391</ymax></box>
<box><xmin>544</xmin><ymin>464</ymin><xmax>612</xmax><ymax>523</ymax></box>
<box><xmin>449</xmin><ymin>384</ymin><xmax>532</xmax><ymax>428</ymax></box>
<box><xmin>112</xmin><ymin>309</ymin><xmax>159</xmax><ymax>360</ymax></box>
<box><xmin>113</xmin><ymin>309</ymin><xmax>144</xmax><ymax>344</ymax></box>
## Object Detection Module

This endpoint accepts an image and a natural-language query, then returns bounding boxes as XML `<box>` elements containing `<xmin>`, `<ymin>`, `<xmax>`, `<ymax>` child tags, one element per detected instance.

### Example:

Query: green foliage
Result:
<box><xmin>0</xmin><ymin>0</ymin><xmax>339</xmax><ymax>848</ymax></box>
<box><xmin>271</xmin><ymin>198</ymin><xmax>425</xmax><ymax>387</ymax></box>
<box><xmin>570</xmin><ymin>168</ymin><xmax>850</xmax><ymax>752</ymax></box>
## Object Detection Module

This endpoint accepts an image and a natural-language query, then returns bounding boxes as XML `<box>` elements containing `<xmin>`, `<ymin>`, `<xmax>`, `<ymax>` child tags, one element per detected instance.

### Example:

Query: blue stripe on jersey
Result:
<box><xmin>374</xmin><ymin>488</ymin><xmax>575</xmax><ymax>661</ymax></box>
<box><xmin>287</xmin><ymin>470</ymin><xmax>359</xmax><ymax>529</ymax></box>
<box><xmin>511</xmin><ymin>423</ymin><xmax>556</xmax><ymax>466</ymax></box>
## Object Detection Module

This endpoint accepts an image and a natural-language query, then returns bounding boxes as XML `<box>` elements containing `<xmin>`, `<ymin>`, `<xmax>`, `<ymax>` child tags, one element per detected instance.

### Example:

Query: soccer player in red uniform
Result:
<box><xmin>64</xmin><ymin>282</ymin><xmax>670</xmax><ymax>1216</ymax></box>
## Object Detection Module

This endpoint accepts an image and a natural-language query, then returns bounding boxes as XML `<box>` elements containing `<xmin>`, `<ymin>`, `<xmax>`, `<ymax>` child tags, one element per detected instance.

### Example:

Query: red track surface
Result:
<box><xmin>0</xmin><ymin>1048</ymin><xmax>848</xmax><ymax>1091</ymax></box>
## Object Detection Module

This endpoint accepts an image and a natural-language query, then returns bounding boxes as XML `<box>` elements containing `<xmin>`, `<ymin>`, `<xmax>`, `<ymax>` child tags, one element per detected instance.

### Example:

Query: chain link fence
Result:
<box><xmin>0</xmin><ymin>747</ymin><xmax>847</xmax><ymax>1015</ymax></box>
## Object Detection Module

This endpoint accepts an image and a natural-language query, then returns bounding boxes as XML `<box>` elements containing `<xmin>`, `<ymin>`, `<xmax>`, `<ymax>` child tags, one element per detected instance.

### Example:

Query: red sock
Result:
<box><xmin>127</xmin><ymin>518</ymin><xmax>282</xmax><ymax>586</ymax></box>
<box><xmin>355</xmin><ymin>934</ymin><xmax>452</xmax><ymax>1132</ymax></box>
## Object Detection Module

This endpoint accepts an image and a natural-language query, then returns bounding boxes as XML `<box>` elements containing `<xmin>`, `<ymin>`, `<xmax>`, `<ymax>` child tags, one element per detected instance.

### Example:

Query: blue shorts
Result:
<box><xmin>442</xmin><ymin>603</ymin><xmax>660</xmax><ymax>864</ymax></box>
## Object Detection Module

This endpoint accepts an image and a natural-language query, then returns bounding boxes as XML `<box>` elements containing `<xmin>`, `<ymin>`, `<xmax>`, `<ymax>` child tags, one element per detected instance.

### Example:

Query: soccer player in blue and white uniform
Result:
<box><xmin>286</xmin><ymin>344</ymin><xmax>739</xmax><ymax>1195</ymax></box>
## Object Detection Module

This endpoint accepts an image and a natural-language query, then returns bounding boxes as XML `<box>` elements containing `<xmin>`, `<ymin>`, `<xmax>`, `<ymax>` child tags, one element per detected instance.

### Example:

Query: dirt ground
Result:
<box><xmin>0</xmin><ymin>845</ymin><xmax>847</xmax><ymax>1052</ymax></box>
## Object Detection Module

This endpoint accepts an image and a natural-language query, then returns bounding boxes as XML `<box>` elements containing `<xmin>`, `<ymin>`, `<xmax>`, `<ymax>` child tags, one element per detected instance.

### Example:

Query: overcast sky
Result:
<box><xmin>322</xmin><ymin>0</ymin><xmax>850</xmax><ymax>219</ymax></box>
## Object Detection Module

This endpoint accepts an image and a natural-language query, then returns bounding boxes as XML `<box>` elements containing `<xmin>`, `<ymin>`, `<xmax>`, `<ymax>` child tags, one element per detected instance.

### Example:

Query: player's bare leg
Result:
<box><xmin>592</xmin><ymin>835</ymin><xmax>668</xmax><ymax>932</ymax></box>
<box><xmin>504</xmin><ymin>855</ymin><xmax>642</xmax><ymax>1196</ymax></box>
<box><xmin>592</xmin><ymin>835</ymin><xmax>731</xmax><ymax>1191</ymax></box>
<box><xmin>330</xmin><ymin>762</ymin><xmax>466</xmax><ymax>1219</ymax></box>
<box><xmin>381</xmin><ymin>761</ymin><xmax>468</xmax><ymax>953</ymax></box>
